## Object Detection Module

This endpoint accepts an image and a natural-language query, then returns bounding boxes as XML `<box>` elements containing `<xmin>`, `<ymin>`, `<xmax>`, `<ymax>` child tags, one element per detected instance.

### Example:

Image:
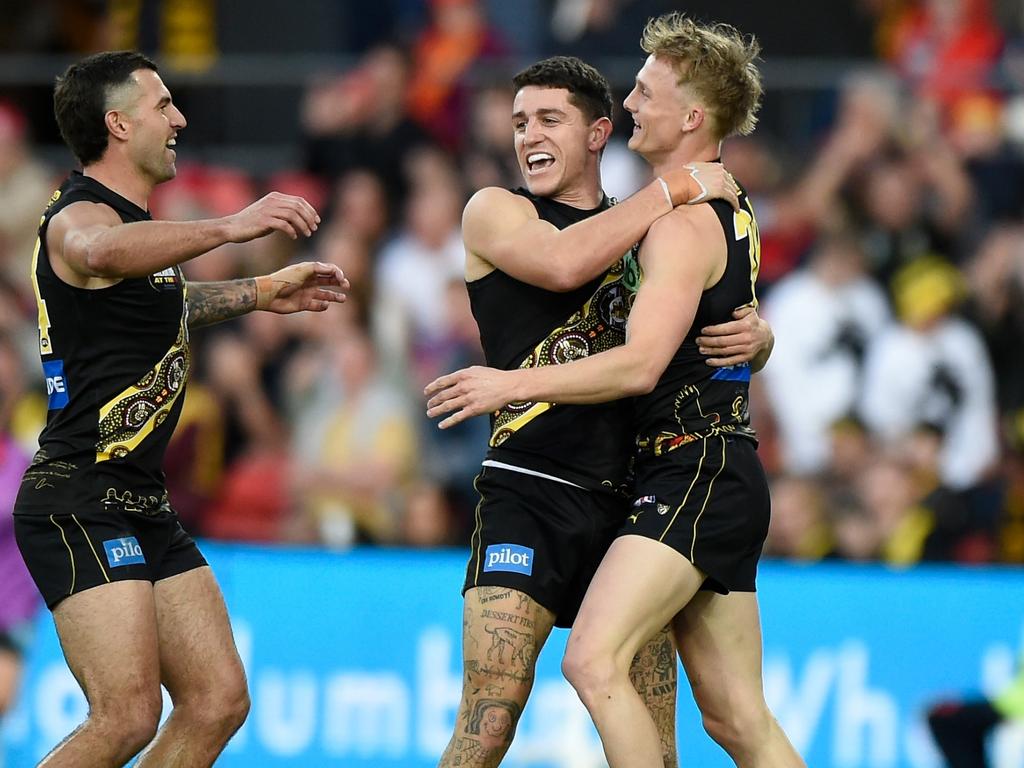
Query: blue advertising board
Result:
<box><xmin>3</xmin><ymin>544</ymin><xmax>1023</xmax><ymax>767</ymax></box>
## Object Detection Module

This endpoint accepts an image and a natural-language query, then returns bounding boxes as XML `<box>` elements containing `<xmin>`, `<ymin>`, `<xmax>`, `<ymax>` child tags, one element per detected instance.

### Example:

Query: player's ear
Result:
<box><xmin>681</xmin><ymin>104</ymin><xmax>705</xmax><ymax>134</ymax></box>
<box><xmin>104</xmin><ymin>109</ymin><xmax>131</xmax><ymax>143</ymax></box>
<box><xmin>589</xmin><ymin>116</ymin><xmax>613</xmax><ymax>153</ymax></box>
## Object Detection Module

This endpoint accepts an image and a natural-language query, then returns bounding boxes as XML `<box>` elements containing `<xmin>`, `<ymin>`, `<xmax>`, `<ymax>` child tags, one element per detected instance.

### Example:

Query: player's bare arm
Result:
<box><xmin>50</xmin><ymin>192</ymin><xmax>320</xmax><ymax>284</ymax></box>
<box><xmin>427</xmin><ymin>207</ymin><xmax>723</xmax><ymax>426</ymax></box>
<box><xmin>697</xmin><ymin>304</ymin><xmax>774</xmax><ymax>371</ymax></box>
<box><xmin>187</xmin><ymin>262</ymin><xmax>349</xmax><ymax>329</ymax></box>
<box><xmin>464</xmin><ymin>162</ymin><xmax>738</xmax><ymax>291</ymax></box>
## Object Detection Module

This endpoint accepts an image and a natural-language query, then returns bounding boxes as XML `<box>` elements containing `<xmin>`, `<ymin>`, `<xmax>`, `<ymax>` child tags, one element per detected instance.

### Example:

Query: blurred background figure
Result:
<box><xmin>0</xmin><ymin>102</ymin><xmax>52</xmax><ymax>306</ymax></box>
<box><xmin>0</xmin><ymin>0</ymin><xmax>1021</xmax><ymax>638</ymax></box>
<box><xmin>3</xmin><ymin>1</ymin><xmax>1024</xmax><ymax>766</ymax></box>
<box><xmin>763</xmin><ymin>228</ymin><xmax>891</xmax><ymax>475</ymax></box>
<box><xmin>927</xmin><ymin>657</ymin><xmax>1024</xmax><ymax>768</ymax></box>
<box><xmin>0</xmin><ymin>335</ymin><xmax>39</xmax><ymax>735</ymax></box>
<box><xmin>290</xmin><ymin>325</ymin><xmax>419</xmax><ymax>547</ymax></box>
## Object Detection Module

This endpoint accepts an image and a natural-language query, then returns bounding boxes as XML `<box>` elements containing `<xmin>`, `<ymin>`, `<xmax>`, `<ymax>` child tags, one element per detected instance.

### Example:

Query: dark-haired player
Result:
<box><xmin>433</xmin><ymin>55</ymin><xmax>771</xmax><ymax>767</ymax></box>
<box><xmin>14</xmin><ymin>51</ymin><xmax>347</xmax><ymax>768</ymax></box>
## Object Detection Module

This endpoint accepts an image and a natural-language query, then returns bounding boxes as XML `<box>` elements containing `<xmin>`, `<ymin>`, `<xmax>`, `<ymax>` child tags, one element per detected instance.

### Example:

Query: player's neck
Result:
<box><xmin>549</xmin><ymin>170</ymin><xmax>604</xmax><ymax>209</ymax></box>
<box><xmin>83</xmin><ymin>158</ymin><xmax>154</xmax><ymax>211</ymax></box>
<box><xmin>647</xmin><ymin>135</ymin><xmax>722</xmax><ymax>179</ymax></box>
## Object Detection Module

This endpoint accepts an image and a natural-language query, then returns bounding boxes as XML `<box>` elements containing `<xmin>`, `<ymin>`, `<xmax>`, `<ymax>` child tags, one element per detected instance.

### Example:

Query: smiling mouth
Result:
<box><xmin>526</xmin><ymin>152</ymin><xmax>555</xmax><ymax>173</ymax></box>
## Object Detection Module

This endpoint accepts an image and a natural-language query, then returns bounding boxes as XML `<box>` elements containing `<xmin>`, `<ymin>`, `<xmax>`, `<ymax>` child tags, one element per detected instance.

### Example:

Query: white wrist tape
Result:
<box><xmin>656</xmin><ymin>177</ymin><xmax>673</xmax><ymax>208</ymax></box>
<box><xmin>685</xmin><ymin>164</ymin><xmax>709</xmax><ymax>204</ymax></box>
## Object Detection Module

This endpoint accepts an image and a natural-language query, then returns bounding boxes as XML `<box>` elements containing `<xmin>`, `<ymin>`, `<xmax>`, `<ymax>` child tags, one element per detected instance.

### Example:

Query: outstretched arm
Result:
<box><xmin>427</xmin><ymin>209</ymin><xmax>722</xmax><ymax>426</ymax></box>
<box><xmin>187</xmin><ymin>262</ymin><xmax>348</xmax><ymax>329</ymax></box>
<box><xmin>186</xmin><ymin>279</ymin><xmax>257</xmax><ymax>329</ymax></box>
<box><xmin>50</xmin><ymin>192</ymin><xmax>320</xmax><ymax>282</ymax></box>
<box><xmin>466</xmin><ymin>163</ymin><xmax>738</xmax><ymax>291</ymax></box>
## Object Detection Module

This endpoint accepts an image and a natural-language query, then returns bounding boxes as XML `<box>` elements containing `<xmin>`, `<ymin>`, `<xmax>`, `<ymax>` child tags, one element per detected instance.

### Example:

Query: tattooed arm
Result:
<box><xmin>186</xmin><ymin>261</ymin><xmax>349</xmax><ymax>329</ymax></box>
<box><xmin>186</xmin><ymin>279</ymin><xmax>256</xmax><ymax>329</ymax></box>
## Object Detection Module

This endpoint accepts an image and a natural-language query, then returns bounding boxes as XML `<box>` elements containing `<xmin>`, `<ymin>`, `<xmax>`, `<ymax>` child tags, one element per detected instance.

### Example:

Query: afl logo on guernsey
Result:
<box><xmin>149</xmin><ymin>267</ymin><xmax>180</xmax><ymax>291</ymax></box>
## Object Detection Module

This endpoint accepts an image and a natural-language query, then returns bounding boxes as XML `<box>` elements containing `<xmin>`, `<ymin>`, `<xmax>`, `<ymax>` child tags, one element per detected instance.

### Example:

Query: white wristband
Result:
<box><xmin>656</xmin><ymin>177</ymin><xmax>673</xmax><ymax>208</ymax></box>
<box><xmin>685</xmin><ymin>165</ymin><xmax>709</xmax><ymax>204</ymax></box>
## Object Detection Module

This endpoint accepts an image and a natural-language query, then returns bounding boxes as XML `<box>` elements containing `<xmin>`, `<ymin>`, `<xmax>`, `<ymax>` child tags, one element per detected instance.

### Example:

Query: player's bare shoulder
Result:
<box><xmin>641</xmin><ymin>203</ymin><xmax>726</xmax><ymax>289</ymax></box>
<box><xmin>462</xmin><ymin>186</ymin><xmax>538</xmax><ymax>281</ymax></box>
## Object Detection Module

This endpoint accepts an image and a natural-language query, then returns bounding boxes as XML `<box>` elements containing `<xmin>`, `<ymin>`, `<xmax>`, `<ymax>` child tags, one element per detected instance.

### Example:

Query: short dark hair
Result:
<box><xmin>54</xmin><ymin>51</ymin><xmax>158</xmax><ymax>166</ymax></box>
<box><xmin>512</xmin><ymin>56</ymin><xmax>613</xmax><ymax>123</ymax></box>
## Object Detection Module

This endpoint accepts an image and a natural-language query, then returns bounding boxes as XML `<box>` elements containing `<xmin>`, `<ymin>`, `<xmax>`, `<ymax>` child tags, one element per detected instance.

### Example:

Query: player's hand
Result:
<box><xmin>696</xmin><ymin>305</ymin><xmax>772</xmax><ymax>367</ymax></box>
<box><xmin>660</xmin><ymin>163</ymin><xmax>740</xmax><ymax>212</ymax></box>
<box><xmin>225</xmin><ymin>192</ymin><xmax>321</xmax><ymax>242</ymax></box>
<box><xmin>424</xmin><ymin>366</ymin><xmax>512</xmax><ymax>429</ymax></box>
<box><xmin>256</xmin><ymin>261</ymin><xmax>349</xmax><ymax>314</ymax></box>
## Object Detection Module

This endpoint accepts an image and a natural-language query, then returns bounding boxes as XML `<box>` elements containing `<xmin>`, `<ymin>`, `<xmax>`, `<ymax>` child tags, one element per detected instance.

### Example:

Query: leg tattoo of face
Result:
<box><xmin>468</xmin><ymin>698</ymin><xmax>522</xmax><ymax>743</ymax></box>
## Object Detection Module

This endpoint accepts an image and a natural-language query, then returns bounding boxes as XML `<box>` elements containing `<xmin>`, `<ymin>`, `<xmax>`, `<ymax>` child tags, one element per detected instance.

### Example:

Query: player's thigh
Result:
<box><xmin>462</xmin><ymin>586</ymin><xmax>556</xmax><ymax>695</ymax></box>
<box><xmin>152</xmin><ymin>566</ymin><xmax>246</xmax><ymax>706</ymax></box>
<box><xmin>568</xmin><ymin>535</ymin><xmax>703</xmax><ymax>671</ymax></box>
<box><xmin>673</xmin><ymin>590</ymin><xmax>765</xmax><ymax>715</ymax></box>
<box><xmin>52</xmin><ymin>580</ymin><xmax>162</xmax><ymax>711</ymax></box>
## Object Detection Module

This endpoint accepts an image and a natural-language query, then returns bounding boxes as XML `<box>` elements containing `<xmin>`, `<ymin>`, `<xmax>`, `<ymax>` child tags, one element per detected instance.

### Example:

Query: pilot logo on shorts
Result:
<box><xmin>483</xmin><ymin>544</ymin><xmax>533</xmax><ymax>575</ymax></box>
<box><xmin>103</xmin><ymin>536</ymin><xmax>146</xmax><ymax>567</ymax></box>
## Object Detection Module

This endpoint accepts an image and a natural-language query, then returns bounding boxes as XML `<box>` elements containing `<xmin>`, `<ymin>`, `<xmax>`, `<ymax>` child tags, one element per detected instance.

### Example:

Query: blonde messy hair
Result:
<box><xmin>641</xmin><ymin>12</ymin><xmax>762</xmax><ymax>139</ymax></box>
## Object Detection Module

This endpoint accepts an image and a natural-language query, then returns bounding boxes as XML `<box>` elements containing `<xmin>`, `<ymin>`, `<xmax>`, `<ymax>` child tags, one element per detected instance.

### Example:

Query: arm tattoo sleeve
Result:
<box><xmin>186</xmin><ymin>279</ymin><xmax>257</xmax><ymax>329</ymax></box>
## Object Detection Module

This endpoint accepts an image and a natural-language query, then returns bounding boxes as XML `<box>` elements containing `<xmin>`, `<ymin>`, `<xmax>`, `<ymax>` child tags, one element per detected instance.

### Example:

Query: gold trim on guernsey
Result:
<box><xmin>96</xmin><ymin>296</ymin><xmax>191</xmax><ymax>462</ymax></box>
<box><xmin>30</xmin><ymin>231</ymin><xmax>53</xmax><ymax>356</ymax></box>
<box><xmin>30</xmin><ymin>189</ymin><xmax>61</xmax><ymax>356</ymax></box>
<box><xmin>732</xmin><ymin>204</ymin><xmax>762</xmax><ymax>308</ymax></box>
<box><xmin>489</xmin><ymin>259</ymin><xmax>629</xmax><ymax>446</ymax></box>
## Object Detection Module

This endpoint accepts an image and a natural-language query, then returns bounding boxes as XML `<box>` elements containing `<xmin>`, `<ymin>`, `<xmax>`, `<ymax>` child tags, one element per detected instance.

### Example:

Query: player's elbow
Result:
<box><xmin>71</xmin><ymin>233</ymin><xmax>117</xmax><ymax>276</ymax></box>
<box><xmin>546</xmin><ymin>267</ymin><xmax>587</xmax><ymax>292</ymax></box>
<box><xmin>623</xmin><ymin>361</ymin><xmax>661</xmax><ymax>397</ymax></box>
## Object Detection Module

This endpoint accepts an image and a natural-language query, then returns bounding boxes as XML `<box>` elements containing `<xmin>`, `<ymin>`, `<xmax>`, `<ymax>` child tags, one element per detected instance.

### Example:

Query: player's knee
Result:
<box><xmin>183</xmin><ymin>671</ymin><xmax>250</xmax><ymax>734</ymax></box>
<box><xmin>700</xmin><ymin>698</ymin><xmax>772</xmax><ymax>756</ymax></box>
<box><xmin>561</xmin><ymin>638</ymin><xmax>618</xmax><ymax>706</ymax></box>
<box><xmin>224</xmin><ymin>679</ymin><xmax>252</xmax><ymax>731</ymax></box>
<box><xmin>93</xmin><ymin>691</ymin><xmax>162</xmax><ymax>756</ymax></box>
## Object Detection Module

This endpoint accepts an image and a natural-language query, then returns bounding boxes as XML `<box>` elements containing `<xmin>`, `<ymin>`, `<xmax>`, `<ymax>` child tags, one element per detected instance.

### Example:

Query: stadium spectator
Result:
<box><xmin>405</xmin><ymin>0</ymin><xmax>509</xmax><ymax>149</ymax></box>
<box><xmin>859</xmin><ymin>255</ymin><xmax>999</xmax><ymax>491</ymax></box>
<box><xmin>291</xmin><ymin>325</ymin><xmax>419</xmax><ymax>546</ymax></box>
<box><xmin>0</xmin><ymin>335</ymin><xmax>39</xmax><ymax>727</ymax></box>
<box><xmin>0</xmin><ymin>102</ymin><xmax>53</xmax><ymax>305</ymax></box>
<box><xmin>303</xmin><ymin>43</ymin><xmax>434</xmax><ymax>205</ymax></box>
<box><xmin>762</xmin><ymin>229</ymin><xmax>891</xmax><ymax>474</ymax></box>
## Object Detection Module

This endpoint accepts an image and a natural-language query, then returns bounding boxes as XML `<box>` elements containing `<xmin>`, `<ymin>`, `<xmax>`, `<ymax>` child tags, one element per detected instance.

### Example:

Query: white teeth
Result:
<box><xmin>527</xmin><ymin>153</ymin><xmax>553</xmax><ymax>163</ymax></box>
<box><xmin>167</xmin><ymin>139</ymin><xmax>176</xmax><ymax>147</ymax></box>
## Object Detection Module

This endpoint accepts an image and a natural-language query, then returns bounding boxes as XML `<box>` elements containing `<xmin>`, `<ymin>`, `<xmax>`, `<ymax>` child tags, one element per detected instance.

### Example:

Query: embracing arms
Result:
<box><xmin>427</xmin><ymin>206</ymin><xmax>733</xmax><ymax>426</ymax></box>
<box><xmin>465</xmin><ymin>163</ymin><xmax>738</xmax><ymax>290</ymax></box>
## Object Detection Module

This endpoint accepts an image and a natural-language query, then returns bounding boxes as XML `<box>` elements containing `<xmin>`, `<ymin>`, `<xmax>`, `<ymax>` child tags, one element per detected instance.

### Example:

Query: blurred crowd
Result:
<box><xmin>2</xmin><ymin>0</ymin><xmax>1024</xmax><ymax>570</ymax></box>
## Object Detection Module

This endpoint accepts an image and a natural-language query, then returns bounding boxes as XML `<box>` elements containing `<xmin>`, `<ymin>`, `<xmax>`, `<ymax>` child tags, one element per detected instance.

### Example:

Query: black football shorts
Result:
<box><xmin>463</xmin><ymin>464</ymin><xmax>628</xmax><ymax>627</ymax></box>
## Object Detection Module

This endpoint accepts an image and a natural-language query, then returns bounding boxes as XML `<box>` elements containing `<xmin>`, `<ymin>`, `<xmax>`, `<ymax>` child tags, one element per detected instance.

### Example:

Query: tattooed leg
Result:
<box><xmin>438</xmin><ymin>587</ymin><xmax>555</xmax><ymax>768</ymax></box>
<box><xmin>629</xmin><ymin>626</ymin><xmax>679</xmax><ymax>768</ymax></box>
